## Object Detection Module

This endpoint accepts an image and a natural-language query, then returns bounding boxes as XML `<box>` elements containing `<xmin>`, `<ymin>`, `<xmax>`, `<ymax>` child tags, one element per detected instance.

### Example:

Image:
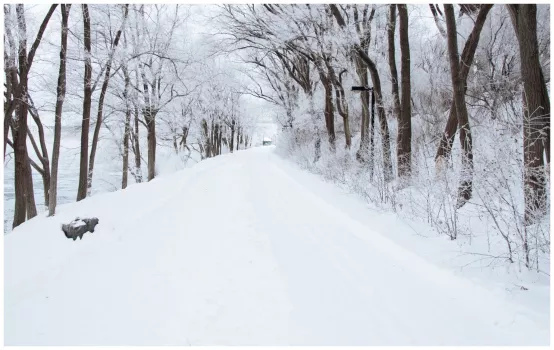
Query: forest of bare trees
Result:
<box><xmin>216</xmin><ymin>4</ymin><xmax>550</xmax><ymax>269</ymax></box>
<box><xmin>3</xmin><ymin>4</ymin><xmax>550</xmax><ymax>270</ymax></box>
<box><xmin>4</xmin><ymin>4</ymin><xmax>258</xmax><ymax>228</ymax></box>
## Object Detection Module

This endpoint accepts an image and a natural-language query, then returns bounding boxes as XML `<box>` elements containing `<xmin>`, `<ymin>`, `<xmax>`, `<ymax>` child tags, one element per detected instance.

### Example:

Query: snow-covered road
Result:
<box><xmin>4</xmin><ymin>146</ymin><xmax>549</xmax><ymax>345</ymax></box>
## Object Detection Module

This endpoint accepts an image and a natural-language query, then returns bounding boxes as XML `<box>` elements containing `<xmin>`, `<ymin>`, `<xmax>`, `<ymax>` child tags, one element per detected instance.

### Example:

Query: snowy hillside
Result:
<box><xmin>4</xmin><ymin>147</ymin><xmax>549</xmax><ymax>346</ymax></box>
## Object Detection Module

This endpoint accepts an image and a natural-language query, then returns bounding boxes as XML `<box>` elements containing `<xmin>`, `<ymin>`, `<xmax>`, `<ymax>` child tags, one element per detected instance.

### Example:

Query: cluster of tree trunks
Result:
<box><xmin>4</xmin><ymin>4</ymin><xmax>57</xmax><ymax>227</ymax></box>
<box><xmin>199</xmin><ymin>119</ymin><xmax>250</xmax><ymax>159</ymax></box>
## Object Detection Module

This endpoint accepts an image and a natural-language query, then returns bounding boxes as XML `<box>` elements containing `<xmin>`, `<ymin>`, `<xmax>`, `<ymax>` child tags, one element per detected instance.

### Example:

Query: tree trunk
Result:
<box><xmin>122</xmin><ymin>110</ymin><xmax>131</xmax><ymax>189</ymax></box>
<box><xmin>397</xmin><ymin>4</ymin><xmax>412</xmax><ymax>178</ymax></box>
<box><xmin>24</xmin><ymin>152</ymin><xmax>37</xmax><ymax>219</ymax></box>
<box><xmin>369</xmin><ymin>89</ymin><xmax>376</xmax><ymax>178</ymax></box>
<box><xmin>211</xmin><ymin>122</ymin><xmax>216</xmax><ymax>156</ymax></box>
<box><xmin>239</xmin><ymin>128</ymin><xmax>242</xmax><ymax>148</ymax></box>
<box><xmin>146</xmin><ymin>112</ymin><xmax>156</xmax><ymax>181</ymax></box>
<box><xmin>218</xmin><ymin>127</ymin><xmax>223</xmax><ymax>155</ymax></box>
<box><xmin>77</xmin><ymin>4</ymin><xmax>92</xmax><ymax>201</ymax></box>
<box><xmin>355</xmin><ymin>57</ymin><xmax>370</xmax><ymax>161</ymax></box>
<box><xmin>230</xmin><ymin>119</ymin><xmax>235</xmax><ymax>153</ymax></box>
<box><xmin>328</xmin><ymin>66</ymin><xmax>351</xmax><ymax>150</ymax></box>
<box><xmin>236</xmin><ymin>126</ymin><xmax>240</xmax><ymax>151</ymax></box>
<box><xmin>343</xmin><ymin>114</ymin><xmax>352</xmax><ymax>149</ymax></box>
<box><xmin>12</xmin><ymin>4</ymin><xmax>36</xmax><ymax>228</ymax></box>
<box><xmin>323</xmin><ymin>78</ymin><xmax>336</xmax><ymax>150</ymax></box>
<box><xmin>444</xmin><ymin>4</ymin><xmax>474</xmax><ymax>209</ymax></box>
<box><xmin>355</xmin><ymin>49</ymin><xmax>394</xmax><ymax>182</ymax></box>
<box><xmin>121</xmin><ymin>66</ymin><xmax>131</xmax><ymax>189</ymax></box>
<box><xmin>4</xmin><ymin>5</ymin><xmax>15</xmax><ymax>161</ymax></box>
<box><xmin>435</xmin><ymin>5</ymin><xmax>493</xmax><ymax>167</ymax></box>
<box><xmin>508</xmin><ymin>4</ymin><xmax>550</xmax><ymax>225</ymax></box>
<box><xmin>329</xmin><ymin>83</ymin><xmax>350</xmax><ymax>149</ymax></box>
<box><xmin>48</xmin><ymin>4</ymin><xmax>71</xmax><ymax>216</ymax></box>
<box><xmin>26</xmin><ymin>96</ymin><xmax>51</xmax><ymax>207</ymax></box>
<box><xmin>88</xmin><ymin>4</ymin><xmax>128</xmax><ymax>194</ymax></box>
<box><xmin>388</xmin><ymin>5</ymin><xmax>401</xmax><ymax>124</ymax></box>
<box><xmin>132</xmin><ymin>104</ymin><xmax>143</xmax><ymax>183</ymax></box>
<box><xmin>27</xmin><ymin>114</ymin><xmax>50</xmax><ymax>206</ymax></box>
<box><xmin>201</xmin><ymin>119</ymin><xmax>210</xmax><ymax>158</ymax></box>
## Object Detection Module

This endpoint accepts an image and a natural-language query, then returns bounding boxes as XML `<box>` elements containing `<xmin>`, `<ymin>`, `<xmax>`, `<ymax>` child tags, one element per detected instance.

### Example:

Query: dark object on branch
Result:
<box><xmin>61</xmin><ymin>217</ymin><xmax>99</xmax><ymax>241</ymax></box>
<box><xmin>459</xmin><ymin>4</ymin><xmax>481</xmax><ymax>17</ymax></box>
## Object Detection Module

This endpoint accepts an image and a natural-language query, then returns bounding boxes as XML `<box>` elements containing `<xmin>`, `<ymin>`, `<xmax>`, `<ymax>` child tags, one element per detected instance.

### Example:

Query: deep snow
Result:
<box><xmin>4</xmin><ymin>146</ymin><xmax>550</xmax><ymax>345</ymax></box>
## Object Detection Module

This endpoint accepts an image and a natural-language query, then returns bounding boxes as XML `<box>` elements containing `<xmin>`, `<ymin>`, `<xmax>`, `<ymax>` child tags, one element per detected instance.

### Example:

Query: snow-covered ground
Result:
<box><xmin>4</xmin><ymin>146</ymin><xmax>549</xmax><ymax>345</ymax></box>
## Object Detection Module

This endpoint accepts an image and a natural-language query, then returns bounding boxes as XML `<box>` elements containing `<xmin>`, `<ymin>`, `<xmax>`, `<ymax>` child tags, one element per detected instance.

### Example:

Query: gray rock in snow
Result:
<box><xmin>62</xmin><ymin>217</ymin><xmax>99</xmax><ymax>241</ymax></box>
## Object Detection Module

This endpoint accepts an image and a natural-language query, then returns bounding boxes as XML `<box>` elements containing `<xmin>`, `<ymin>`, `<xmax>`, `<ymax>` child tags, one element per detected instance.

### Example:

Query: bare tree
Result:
<box><xmin>48</xmin><ymin>4</ymin><xmax>72</xmax><ymax>216</ymax></box>
<box><xmin>121</xmin><ymin>63</ymin><xmax>132</xmax><ymax>189</ymax></box>
<box><xmin>87</xmin><ymin>4</ymin><xmax>129</xmax><ymax>194</ymax></box>
<box><xmin>328</xmin><ymin>4</ymin><xmax>394</xmax><ymax>181</ymax></box>
<box><xmin>387</xmin><ymin>5</ymin><xmax>401</xmax><ymax>127</ymax></box>
<box><xmin>444</xmin><ymin>4</ymin><xmax>474</xmax><ymax>209</ymax></box>
<box><xmin>435</xmin><ymin>5</ymin><xmax>493</xmax><ymax>167</ymax></box>
<box><xmin>7</xmin><ymin>4</ymin><xmax>57</xmax><ymax>227</ymax></box>
<box><xmin>130</xmin><ymin>4</ymin><xmax>188</xmax><ymax>181</ymax></box>
<box><xmin>507</xmin><ymin>4</ymin><xmax>550</xmax><ymax>225</ymax></box>
<box><xmin>353</xmin><ymin>5</ymin><xmax>374</xmax><ymax>161</ymax></box>
<box><xmin>397</xmin><ymin>4</ymin><xmax>412</xmax><ymax>178</ymax></box>
<box><xmin>77</xmin><ymin>4</ymin><xmax>92</xmax><ymax>201</ymax></box>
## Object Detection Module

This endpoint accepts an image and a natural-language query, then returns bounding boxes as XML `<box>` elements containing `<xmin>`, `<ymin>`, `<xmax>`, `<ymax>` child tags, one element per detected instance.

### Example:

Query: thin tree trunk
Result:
<box><xmin>444</xmin><ymin>4</ymin><xmax>474</xmax><ymax>209</ymax></box>
<box><xmin>323</xmin><ymin>78</ymin><xmax>336</xmax><ymax>149</ymax></box>
<box><xmin>334</xmin><ymin>88</ymin><xmax>351</xmax><ymax>149</ymax></box>
<box><xmin>201</xmin><ymin>119</ymin><xmax>210</xmax><ymax>158</ymax></box>
<box><xmin>146</xmin><ymin>112</ymin><xmax>156</xmax><ymax>181</ymax></box>
<box><xmin>508</xmin><ymin>4</ymin><xmax>550</xmax><ymax>225</ymax></box>
<box><xmin>230</xmin><ymin>119</ymin><xmax>235</xmax><ymax>153</ymax></box>
<box><xmin>328</xmin><ymin>66</ymin><xmax>351</xmax><ymax>149</ymax></box>
<box><xmin>122</xmin><ymin>110</ymin><xmax>131</xmax><ymax>189</ymax></box>
<box><xmin>216</xmin><ymin>124</ymin><xmax>220</xmax><ymax>155</ymax></box>
<box><xmin>121</xmin><ymin>65</ymin><xmax>131</xmax><ymax>189</ymax></box>
<box><xmin>355</xmin><ymin>57</ymin><xmax>370</xmax><ymax>161</ymax></box>
<box><xmin>435</xmin><ymin>5</ymin><xmax>493</xmax><ymax>167</ymax></box>
<box><xmin>388</xmin><ymin>5</ymin><xmax>401</xmax><ymax>124</ymax></box>
<box><xmin>27</xmin><ymin>105</ymin><xmax>50</xmax><ymax>206</ymax></box>
<box><xmin>24</xmin><ymin>152</ymin><xmax>37</xmax><ymax>219</ymax></box>
<box><xmin>132</xmin><ymin>73</ymin><xmax>143</xmax><ymax>183</ymax></box>
<box><xmin>239</xmin><ymin>127</ymin><xmax>244</xmax><ymax>147</ymax></box>
<box><xmin>369</xmin><ymin>89</ymin><xmax>376</xmax><ymax>178</ymax></box>
<box><xmin>49</xmin><ymin>4</ymin><xmax>71</xmax><ymax>216</ymax></box>
<box><xmin>77</xmin><ymin>4</ymin><xmax>92</xmax><ymax>201</ymax></box>
<box><xmin>218</xmin><ymin>127</ymin><xmax>223</xmax><ymax>155</ymax></box>
<box><xmin>133</xmin><ymin>106</ymin><xmax>143</xmax><ymax>182</ymax></box>
<box><xmin>88</xmin><ymin>5</ymin><xmax>128</xmax><ymax>194</ymax></box>
<box><xmin>397</xmin><ymin>4</ymin><xmax>412</xmax><ymax>178</ymax></box>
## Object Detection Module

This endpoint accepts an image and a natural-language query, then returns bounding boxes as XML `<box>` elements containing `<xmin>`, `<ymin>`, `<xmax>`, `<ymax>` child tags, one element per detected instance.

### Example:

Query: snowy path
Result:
<box><xmin>4</xmin><ymin>147</ymin><xmax>549</xmax><ymax>345</ymax></box>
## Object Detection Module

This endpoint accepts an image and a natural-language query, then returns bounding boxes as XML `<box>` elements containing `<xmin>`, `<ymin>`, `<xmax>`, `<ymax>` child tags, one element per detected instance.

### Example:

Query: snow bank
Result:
<box><xmin>4</xmin><ymin>147</ymin><xmax>549</xmax><ymax>346</ymax></box>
